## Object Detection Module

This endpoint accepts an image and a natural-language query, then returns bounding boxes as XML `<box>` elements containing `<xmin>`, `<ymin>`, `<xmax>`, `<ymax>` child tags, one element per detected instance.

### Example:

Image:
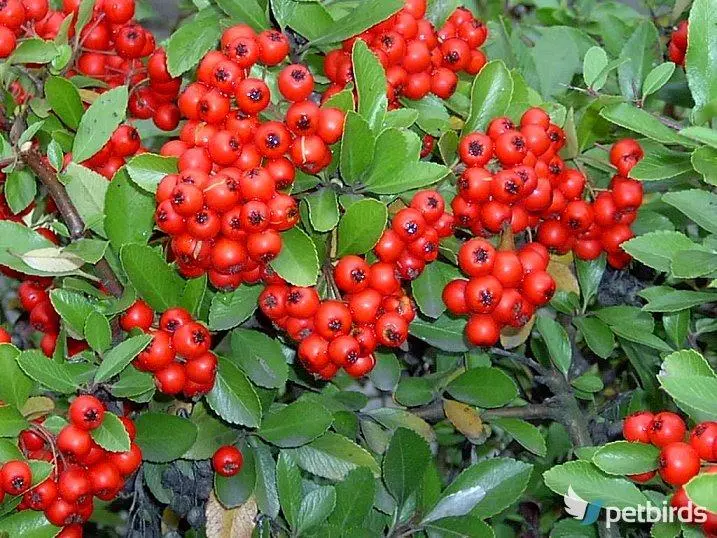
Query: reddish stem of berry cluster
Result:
<box><xmin>153</xmin><ymin>24</ymin><xmax>346</xmax><ymax>289</ymax></box>
<box><xmin>623</xmin><ymin>410</ymin><xmax>717</xmax><ymax>535</ymax></box>
<box><xmin>1</xmin><ymin>396</ymin><xmax>141</xmax><ymax>538</ymax></box>
<box><xmin>120</xmin><ymin>300</ymin><xmax>217</xmax><ymax>397</ymax></box>
<box><xmin>668</xmin><ymin>21</ymin><xmax>688</xmax><ymax>67</ymax></box>
<box><xmin>322</xmin><ymin>2</ymin><xmax>487</xmax><ymax>105</ymax></box>
<box><xmin>257</xmin><ymin>190</ymin><xmax>453</xmax><ymax>380</ymax></box>
<box><xmin>454</xmin><ymin>107</ymin><xmax>644</xmax><ymax>269</ymax></box>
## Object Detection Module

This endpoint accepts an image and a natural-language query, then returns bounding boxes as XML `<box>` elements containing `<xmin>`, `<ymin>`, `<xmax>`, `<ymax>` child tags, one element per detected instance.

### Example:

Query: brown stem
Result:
<box><xmin>19</xmin><ymin>148</ymin><xmax>124</xmax><ymax>298</ymax></box>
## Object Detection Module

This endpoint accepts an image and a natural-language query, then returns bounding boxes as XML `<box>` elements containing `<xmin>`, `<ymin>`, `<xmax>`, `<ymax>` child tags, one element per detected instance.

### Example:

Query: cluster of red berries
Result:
<box><xmin>4</xmin><ymin>396</ymin><xmax>141</xmax><ymax>538</ymax></box>
<box><xmin>0</xmin><ymin>0</ymin><xmax>181</xmax><ymax>131</ymax></box>
<box><xmin>443</xmin><ymin>239</ymin><xmax>555</xmax><ymax>346</ymax></box>
<box><xmin>154</xmin><ymin>25</ymin><xmax>345</xmax><ymax>289</ymax></box>
<box><xmin>120</xmin><ymin>300</ymin><xmax>216</xmax><ymax>397</ymax></box>
<box><xmin>454</xmin><ymin>107</ymin><xmax>643</xmax><ymax>269</ymax></box>
<box><xmin>258</xmin><ymin>190</ymin><xmax>452</xmax><ymax>379</ymax></box>
<box><xmin>623</xmin><ymin>411</ymin><xmax>717</xmax><ymax>535</ymax></box>
<box><xmin>66</xmin><ymin>124</ymin><xmax>144</xmax><ymax>180</ymax></box>
<box><xmin>322</xmin><ymin>1</ymin><xmax>487</xmax><ymax>105</ymax></box>
<box><xmin>211</xmin><ymin>445</ymin><xmax>243</xmax><ymax>478</ymax></box>
<box><xmin>668</xmin><ymin>21</ymin><xmax>688</xmax><ymax>67</ymax></box>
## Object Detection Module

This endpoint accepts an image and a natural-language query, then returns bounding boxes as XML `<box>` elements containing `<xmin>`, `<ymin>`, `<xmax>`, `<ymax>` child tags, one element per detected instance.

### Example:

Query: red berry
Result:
<box><xmin>120</xmin><ymin>300</ymin><xmax>154</xmax><ymax>332</ymax></box>
<box><xmin>69</xmin><ymin>395</ymin><xmax>105</xmax><ymax>430</ymax></box>
<box><xmin>649</xmin><ymin>412</ymin><xmax>686</xmax><ymax>447</ymax></box>
<box><xmin>658</xmin><ymin>442</ymin><xmax>700</xmax><ymax>486</ymax></box>
<box><xmin>623</xmin><ymin>411</ymin><xmax>655</xmax><ymax>443</ymax></box>
<box><xmin>1</xmin><ymin>460</ymin><xmax>32</xmax><ymax>495</ymax></box>
<box><xmin>690</xmin><ymin>422</ymin><xmax>717</xmax><ymax>461</ymax></box>
<box><xmin>212</xmin><ymin>445</ymin><xmax>243</xmax><ymax>477</ymax></box>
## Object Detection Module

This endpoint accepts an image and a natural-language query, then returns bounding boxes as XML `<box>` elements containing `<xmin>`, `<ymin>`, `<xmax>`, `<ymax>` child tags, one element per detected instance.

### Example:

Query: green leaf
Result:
<box><xmin>229</xmin><ymin>328</ymin><xmax>288</xmax><ymax>389</ymax></box>
<box><xmin>270</xmin><ymin>227</ymin><xmax>320</xmax><ymax>286</ymax></box>
<box><xmin>367</xmin><ymin>407</ymin><xmax>436</xmax><ymax>444</ymax></box>
<box><xmin>592</xmin><ymin>441</ymin><xmax>660</xmax><ymax>475</ymax></box>
<box><xmin>104</xmin><ymin>168</ymin><xmax>156</xmax><ymax>249</ymax></box>
<box><xmin>662</xmin><ymin>190</ymin><xmax>717</xmax><ymax>234</ymax></box>
<box><xmin>5</xmin><ymin>170</ymin><xmax>36</xmax><ymax>214</ymax></box>
<box><xmin>671</xmin><ymin>250</ymin><xmax>717</xmax><ymax>278</ymax></box>
<box><xmin>208</xmin><ymin>285</ymin><xmax>261</xmax><ymax>331</ymax></box>
<box><xmin>403</xmin><ymin>95</ymin><xmax>451</xmax><ymax>136</ymax></box>
<box><xmin>249</xmin><ymin>438</ymin><xmax>280</xmax><ymax>517</ymax></box>
<box><xmin>134</xmin><ymin>412</ymin><xmax>198</xmax><ymax>463</ymax></box>
<box><xmin>287</xmin><ymin>432</ymin><xmax>380</xmax><ymax>480</ymax></box>
<box><xmin>658</xmin><ymin>350</ymin><xmax>717</xmax><ymax>418</ymax></box>
<box><xmin>463</xmin><ymin>60</ymin><xmax>513</xmax><ymax>134</ymax></box>
<box><xmin>216</xmin><ymin>0</ymin><xmax>269</xmax><ymax>31</ymax></box>
<box><xmin>8</xmin><ymin>39</ymin><xmax>58</xmax><ymax>65</ymax></box>
<box><xmin>94</xmin><ymin>334</ymin><xmax>152</xmax><ymax>383</ymax></box>
<box><xmin>296</xmin><ymin>485</ymin><xmax>336</xmax><ymax>535</ymax></box>
<box><xmin>630</xmin><ymin>148</ymin><xmax>693</xmax><ymax>181</ymax></box>
<box><xmin>64</xmin><ymin>238</ymin><xmax>108</xmax><ymax>264</ymax></box>
<box><xmin>491</xmin><ymin>418</ymin><xmax>547</xmax><ymax>457</ymax></box>
<box><xmin>120</xmin><ymin>244</ymin><xmax>184</xmax><ymax>311</ymax></box>
<box><xmin>642</xmin><ymin>63</ymin><xmax>676</xmax><ymax>99</ymax></box>
<box><xmin>413</xmin><ymin>261</ymin><xmax>462</xmax><ymax>319</ymax></box>
<box><xmin>49</xmin><ymin>289</ymin><xmax>96</xmax><ymax>338</ymax></box>
<box><xmin>543</xmin><ymin>460</ymin><xmax>649</xmax><ymax>509</ymax></box>
<box><xmin>309</xmin><ymin>0</ymin><xmax>403</xmax><ymax>46</ymax></box>
<box><xmin>599</xmin><ymin>103</ymin><xmax>687</xmax><ymax>146</ymax></box>
<box><xmin>0</xmin><ymin>406</ymin><xmax>28</xmax><ymax>437</ymax></box>
<box><xmin>643</xmin><ymin>290</ymin><xmax>717</xmax><ymax>313</ymax></box>
<box><xmin>45</xmin><ymin>76</ymin><xmax>83</xmax><ymax>129</ymax></box>
<box><xmin>367</xmin><ymin>352</ymin><xmax>401</xmax><ymax>392</ymax></box>
<box><xmin>206</xmin><ymin>357</ymin><xmax>262</xmax><ymax>428</ymax></box>
<box><xmin>125</xmin><ymin>154</ymin><xmax>177</xmax><ymax>193</ymax></box>
<box><xmin>83</xmin><ymin>310</ymin><xmax>111</xmax><ymax>353</ymax></box>
<box><xmin>271</xmin><ymin>0</ymin><xmax>334</xmax><ymax>41</ymax></box>
<box><xmin>336</xmin><ymin>198</ymin><xmax>387</xmax><ymax>257</ymax></box>
<box><xmin>364</xmin><ymin>161</ymin><xmax>449</xmax><ymax>195</ymax></box>
<box><xmin>306</xmin><ymin>188</ymin><xmax>339</xmax><ymax>232</ymax></box>
<box><xmin>534</xmin><ymin>315</ymin><xmax>571</xmax><ymax>376</ymax></box>
<box><xmin>425</xmin><ymin>517</ymin><xmax>494</xmax><ymax>538</ymax></box>
<box><xmin>180</xmin><ymin>275</ymin><xmax>207</xmax><ymax>317</ymax></box>
<box><xmin>328</xmin><ymin>466</ymin><xmax>375</xmax><ymax>528</ymax></box>
<box><xmin>575</xmin><ymin>256</ymin><xmax>605</xmax><ymax>307</ymax></box>
<box><xmin>72</xmin><ymin>85</ymin><xmax>128</xmax><ymax>163</ymax></box>
<box><xmin>583</xmin><ymin>46</ymin><xmax>608</xmax><ymax>89</ymax></box>
<box><xmin>383</xmin><ymin>428</ymin><xmax>431</xmax><ymax>508</ymax></box>
<box><xmin>680</xmin><ymin>126</ymin><xmax>717</xmax><ymax>149</ymax></box>
<box><xmin>340</xmin><ymin>112</ymin><xmax>375</xmax><ymax>184</ymax></box>
<box><xmin>276</xmin><ymin>452</ymin><xmax>302</xmax><ymax>530</ymax></box>
<box><xmin>622</xmin><ymin>231</ymin><xmax>698</xmax><ymax>273</ymax></box>
<box><xmin>410</xmin><ymin>314</ymin><xmax>468</xmax><ymax>352</ymax></box>
<box><xmin>573</xmin><ymin>317</ymin><xmax>615</xmax><ymax>359</ymax></box>
<box><xmin>212</xmin><ymin>453</ymin><xmax>250</xmax><ymax>507</ymax></box>
<box><xmin>692</xmin><ymin>146</ymin><xmax>717</xmax><ymax>185</ymax></box>
<box><xmin>16</xmin><ymin>350</ymin><xmax>78</xmax><ymax>394</ymax></box>
<box><xmin>686</xmin><ymin>0</ymin><xmax>717</xmax><ymax>116</ymax></box>
<box><xmin>184</xmin><ymin>402</ymin><xmax>238</xmax><ymax>460</ymax></box>
<box><xmin>438</xmin><ymin>458</ymin><xmax>532</xmax><ymax>519</ymax></box>
<box><xmin>259</xmin><ymin>400</ymin><xmax>332</xmax><ymax>448</ymax></box>
<box><xmin>447</xmin><ymin>367</ymin><xmax>518</xmax><ymax>408</ymax></box>
<box><xmin>395</xmin><ymin>377</ymin><xmax>433</xmax><ymax>407</ymax></box>
<box><xmin>353</xmin><ymin>39</ymin><xmax>388</xmax><ymax>133</ymax></box>
<box><xmin>0</xmin><ymin>222</ymin><xmax>56</xmax><ymax>277</ymax></box>
<box><xmin>91</xmin><ymin>411</ymin><xmax>131</xmax><ymax>453</ymax></box>
<box><xmin>111</xmin><ymin>367</ymin><xmax>155</xmax><ymax>400</ymax></box>
<box><xmin>0</xmin><ymin>510</ymin><xmax>60</xmax><ymax>538</ymax></box>
<box><xmin>62</xmin><ymin>162</ymin><xmax>108</xmax><ymax>236</ymax></box>
<box><xmin>166</xmin><ymin>9</ymin><xmax>222</xmax><ymax>77</ymax></box>
<box><xmin>685</xmin><ymin>473</ymin><xmax>717</xmax><ymax>513</ymax></box>
<box><xmin>0</xmin><ymin>345</ymin><xmax>32</xmax><ymax>409</ymax></box>
<box><xmin>617</xmin><ymin>20</ymin><xmax>659</xmax><ymax>101</ymax></box>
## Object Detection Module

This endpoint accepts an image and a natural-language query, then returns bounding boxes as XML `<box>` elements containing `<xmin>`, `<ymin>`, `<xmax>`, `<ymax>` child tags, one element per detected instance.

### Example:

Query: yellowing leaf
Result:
<box><xmin>205</xmin><ymin>493</ymin><xmax>257</xmax><ymax>538</ymax></box>
<box><xmin>443</xmin><ymin>399</ymin><xmax>487</xmax><ymax>443</ymax></box>
<box><xmin>500</xmin><ymin>316</ymin><xmax>535</xmax><ymax>349</ymax></box>
<box><xmin>21</xmin><ymin>396</ymin><xmax>54</xmax><ymax>420</ymax></box>
<box><xmin>547</xmin><ymin>258</ymin><xmax>579</xmax><ymax>295</ymax></box>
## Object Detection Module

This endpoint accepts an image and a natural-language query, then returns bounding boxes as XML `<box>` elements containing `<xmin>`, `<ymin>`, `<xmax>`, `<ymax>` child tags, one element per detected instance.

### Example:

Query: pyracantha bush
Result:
<box><xmin>0</xmin><ymin>0</ymin><xmax>715</xmax><ymax>536</ymax></box>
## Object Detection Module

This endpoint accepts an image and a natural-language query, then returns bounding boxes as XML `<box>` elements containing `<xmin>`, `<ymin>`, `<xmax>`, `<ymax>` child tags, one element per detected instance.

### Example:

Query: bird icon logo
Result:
<box><xmin>564</xmin><ymin>485</ymin><xmax>602</xmax><ymax>525</ymax></box>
